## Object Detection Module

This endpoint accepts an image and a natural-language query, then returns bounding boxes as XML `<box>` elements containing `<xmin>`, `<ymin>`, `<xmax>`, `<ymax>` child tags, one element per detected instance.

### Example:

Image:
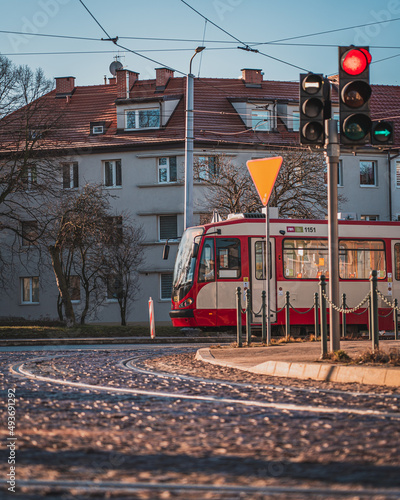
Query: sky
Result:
<box><xmin>1</xmin><ymin>0</ymin><xmax>400</xmax><ymax>87</ymax></box>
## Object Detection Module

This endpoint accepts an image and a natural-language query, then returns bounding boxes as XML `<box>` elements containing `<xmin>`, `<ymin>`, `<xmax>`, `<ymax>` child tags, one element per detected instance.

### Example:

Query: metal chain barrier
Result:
<box><xmin>322</xmin><ymin>289</ymin><xmax>370</xmax><ymax>314</ymax></box>
<box><xmin>289</xmin><ymin>303</ymin><xmax>315</xmax><ymax>315</ymax></box>
<box><xmin>377</xmin><ymin>289</ymin><xmax>400</xmax><ymax>311</ymax></box>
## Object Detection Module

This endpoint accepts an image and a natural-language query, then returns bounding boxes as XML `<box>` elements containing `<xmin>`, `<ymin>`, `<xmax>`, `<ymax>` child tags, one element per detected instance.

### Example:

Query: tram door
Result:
<box><xmin>250</xmin><ymin>238</ymin><xmax>276</xmax><ymax>324</ymax></box>
<box><xmin>392</xmin><ymin>240</ymin><xmax>400</xmax><ymax>299</ymax></box>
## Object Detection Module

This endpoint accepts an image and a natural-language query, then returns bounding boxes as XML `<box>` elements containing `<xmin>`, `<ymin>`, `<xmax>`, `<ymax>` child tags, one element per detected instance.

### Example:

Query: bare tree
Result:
<box><xmin>195</xmin><ymin>150</ymin><xmax>346</xmax><ymax>219</ymax></box>
<box><xmin>100</xmin><ymin>222</ymin><xmax>145</xmax><ymax>326</ymax></box>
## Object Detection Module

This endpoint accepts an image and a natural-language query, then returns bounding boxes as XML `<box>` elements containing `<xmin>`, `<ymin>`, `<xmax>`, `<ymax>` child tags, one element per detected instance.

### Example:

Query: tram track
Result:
<box><xmin>10</xmin><ymin>351</ymin><xmax>400</xmax><ymax>420</ymax></box>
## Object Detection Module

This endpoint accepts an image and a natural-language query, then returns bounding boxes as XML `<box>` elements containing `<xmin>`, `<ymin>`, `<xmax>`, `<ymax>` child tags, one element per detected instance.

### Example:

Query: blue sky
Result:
<box><xmin>1</xmin><ymin>0</ymin><xmax>400</xmax><ymax>86</ymax></box>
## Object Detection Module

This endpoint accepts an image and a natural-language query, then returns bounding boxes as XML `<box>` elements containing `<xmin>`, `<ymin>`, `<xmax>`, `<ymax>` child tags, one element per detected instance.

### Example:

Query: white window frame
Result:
<box><xmin>104</xmin><ymin>160</ymin><xmax>122</xmax><ymax>188</ymax></box>
<box><xmin>92</xmin><ymin>125</ymin><xmax>104</xmax><ymax>134</ymax></box>
<box><xmin>21</xmin><ymin>277</ymin><xmax>39</xmax><ymax>304</ymax></box>
<box><xmin>396</xmin><ymin>161</ymin><xmax>400</xmax><ymax>188</ymax></box>
<box><xmin>323</xmin><ymin>160</ymin><xmax>343</xmax><ymax>187</ymax></box>
<box><xmin>197</xmin><ymin>156</ymin><xmax>219</xmax><ymax>181</ymax></box>
<box><xmin>22</xmin><ymin>165</ymin><xmax>37</xmax><ymax>190</ymax></box>
<box><xmin>360</xmin><ymin>160</ymin><xmax>377</xmax><ymax>187</ymax></box>
<box><xmin>125</xmin><ymin>108</ymin><xmax>160</xmax><ymax>130</ymax></box>
<box><xmin>158</xmin><ymin>157</ymin><xmax>177</xmax><ymax>183</ymax></box>
<box><xmin>159</xmin><ymin>215</ymin><xmax>178</xmax><ymax>241</ymax></box>
<box><xmin>160</xmin><ymin>273</ymin><xmax>173</xmax><ymax>301</ymax></box>
<box><xmin>62</xmin><ymin>162</ymin><xmax>79</xmax><ymax>189</ymax></box>
<box><xmin>291</xmin><ymin>111</ymin><xmax>300</xmax><ymax>132</ymax></box>
<box><xmin>251</xmin><ymin>108</ymin><xmax>271</xmax><ymax>131</ymax></box>
<box><xmin>106</xmin><ymin>274</ymin><xmax>123</xmax><ymax>302</ymax></box>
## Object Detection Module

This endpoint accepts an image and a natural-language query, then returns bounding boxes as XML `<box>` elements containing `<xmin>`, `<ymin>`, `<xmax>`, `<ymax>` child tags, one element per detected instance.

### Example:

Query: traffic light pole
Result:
<box><xmin>325</xmin><ymin>119</ymin><xmax>341</xmax><ymax>352</ymax></box>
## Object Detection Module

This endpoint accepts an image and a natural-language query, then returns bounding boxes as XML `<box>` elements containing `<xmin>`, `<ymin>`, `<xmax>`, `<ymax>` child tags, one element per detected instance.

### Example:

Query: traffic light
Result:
<box><xmin>299</xmin><ymin>73</ymin><xmax>330</xmax><ymax>145</ymax></box>
<box><xmin>371</xmin><ymin>120</ymin><xmax>394</xmax><ymax>146</ymax></box>
<box><xmin>339</xmin><ymin>46</ymin><xmax>372</xmax><ymax>145</ymax></box>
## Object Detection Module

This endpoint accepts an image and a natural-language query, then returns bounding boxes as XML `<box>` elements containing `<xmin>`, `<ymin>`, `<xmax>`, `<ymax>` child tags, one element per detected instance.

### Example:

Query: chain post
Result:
<box><xmin>246</xmin><ymin>288</ymin><xmax>252</xmax><ymax>345</ymax></box>
<box><xmin>394</xmin><ymin>298</ymin><xmax>399</xmax><ymax>341</ymax></box>
<box><xmin>314</xmin><ymin>292</ymin><xmax>319</xmax><ymax>340</ymax></box>
<box><xmin>285</xmin><ymin>291</ymin><xmax>290</xmax><ymax>340</ymax></box>
<box><xmin>370</xmin><ymin>270</ymin><xmax>379</xmax><ymax>351</ymax></box>
<box><xmin>319</xmin><ymin>275</ymin><xmax>328</xmax><ymax>358</ymax></box>
<box><xmin>341</xmin><ymin>293</ymin><xmax>347</xmax><ymax>339</ymax></box>
<box><xmin>236</xmin><ymin>287</ymin><xmax>242</xmax><ymax>348</ymax></box>
<box><xmin>368</xmin><ymin>295</ymin><xmax>372</xmax><ymax>340</ymax></box>
<box><xmin>261</xmin><ymin>290</ymin><xmax>267</xmax><ymax>344</ymax></box>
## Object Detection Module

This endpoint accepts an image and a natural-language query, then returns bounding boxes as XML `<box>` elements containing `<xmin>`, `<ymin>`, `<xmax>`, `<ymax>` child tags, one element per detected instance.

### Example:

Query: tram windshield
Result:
<box><xmin>172</xmin><ymin>227</ymin><xmax>204</xmax><ymax>297</ymax></box>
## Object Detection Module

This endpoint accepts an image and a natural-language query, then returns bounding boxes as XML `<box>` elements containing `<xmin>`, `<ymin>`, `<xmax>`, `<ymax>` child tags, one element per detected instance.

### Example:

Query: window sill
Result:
<box><xmin>137</xmin><ymin>182</ymin><xmax>183</xmax><ymax>188</ymax></box>
<box><xmin>104</xmin><ymin>186</ymin><xmax>122</xmax><ymax>189</ymax></box>
<box><xmin>20</xmin><ymin>302</ymin><xmax>40</xmax><ymax>306</ymax></box>
<box><xmin>359</xmin><ymin>185</ymin><xmax>378</xmax><ymax>188</ymax></box>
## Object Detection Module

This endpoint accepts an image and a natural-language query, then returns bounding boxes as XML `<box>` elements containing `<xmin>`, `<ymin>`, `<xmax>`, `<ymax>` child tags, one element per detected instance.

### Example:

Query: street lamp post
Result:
<box><xmin>184</xmin><ymin>46</ymin><xmax>205</xmax><ymax>231</ymax></box>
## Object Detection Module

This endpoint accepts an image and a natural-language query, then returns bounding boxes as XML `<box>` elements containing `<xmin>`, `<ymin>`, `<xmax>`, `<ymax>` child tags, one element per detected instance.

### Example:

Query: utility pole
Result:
<box><xmin>325</xmin><ymin>119</ymin><xmax>341</xmax><ymax>351</ymax></box>
<box><xmin>184</xmin><ymin>46</ymin><xmax>205</xmax><ymax>230</ymax></box>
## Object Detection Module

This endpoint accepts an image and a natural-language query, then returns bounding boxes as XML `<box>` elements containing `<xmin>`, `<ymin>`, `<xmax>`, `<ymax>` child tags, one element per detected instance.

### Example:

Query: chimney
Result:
<box><xmin>116</xmin><ymin>69</ymin><xmax>139</xmax><ymax>99</ymax></box>
<box><xmin>241</xmin><ymin>68</ymin><xmax>263</xmax><ymax>88</ymax></box>
<box><xmin>108</xmin><ymin>77</ymin><xmax>116</xmax><ymax>85</ymax></box>
<box><xmin>155</xmin><ymin>67</ymin><xmax>174</xmax><ymax>91</ymax></box>
<box><xmin>55</xmin><ymin>76</ymin><xmax>76</xmax><ymax>97</ymax></box>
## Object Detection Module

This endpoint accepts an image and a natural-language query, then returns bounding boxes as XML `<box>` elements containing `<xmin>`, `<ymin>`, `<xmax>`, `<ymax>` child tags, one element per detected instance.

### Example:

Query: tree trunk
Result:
<box><xmin>49</xmin><ymin>245</ymin><xmax>76</xmax><ymax>327</ymax></box>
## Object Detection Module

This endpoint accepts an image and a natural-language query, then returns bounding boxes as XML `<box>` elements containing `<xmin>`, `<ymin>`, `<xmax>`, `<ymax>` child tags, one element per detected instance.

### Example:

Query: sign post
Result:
<box><xmin>246</xmin><ymin>157</ymin><xmax>283</xmax><ymax>344</ymax></box>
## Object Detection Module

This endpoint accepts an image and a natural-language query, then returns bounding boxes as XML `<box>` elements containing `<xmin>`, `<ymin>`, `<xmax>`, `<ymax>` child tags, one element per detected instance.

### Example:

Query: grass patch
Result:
<box><xmin>355</xmin><ymin>348</ymin><xmax>400</xmax><ymax>366</ymax></box>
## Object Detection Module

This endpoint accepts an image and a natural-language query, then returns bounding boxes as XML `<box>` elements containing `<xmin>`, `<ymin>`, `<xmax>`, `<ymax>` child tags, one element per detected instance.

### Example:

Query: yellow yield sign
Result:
<box><xmin>246</xmin><ymin>156</ymin><xmax>283</xmax><ymax>206</ymax></box>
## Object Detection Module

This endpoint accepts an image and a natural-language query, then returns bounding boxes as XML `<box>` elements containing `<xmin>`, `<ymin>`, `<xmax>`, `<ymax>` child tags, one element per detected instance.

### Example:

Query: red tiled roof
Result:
<box><xmin>1</xmin><ymin>75</ymin><xmax>399</xmax><ymax>153</ymax></box>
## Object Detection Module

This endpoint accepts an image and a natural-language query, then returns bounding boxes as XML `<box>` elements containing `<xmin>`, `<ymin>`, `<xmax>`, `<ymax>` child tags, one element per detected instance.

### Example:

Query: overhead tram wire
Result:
<box><xmin>180</xmin><ymin>0</ymin><xmax>312</xmax><ymax>73</ymax></box>
<box><xmin>77</xmin><ymin>0</ymin><xmax>186</xmax><ymax>76</ymax></box>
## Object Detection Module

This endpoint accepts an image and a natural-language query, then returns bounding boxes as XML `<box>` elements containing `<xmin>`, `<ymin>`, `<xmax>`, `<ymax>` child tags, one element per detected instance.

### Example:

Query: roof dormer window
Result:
<box><xmin>90</xmin><ymin>121</ymin><xmax>106</xmax><ymax>135</ymax></box>
<box><xmin>251</xmin><ymin>108</ymin><xmax>271</xmax><ymax>131</ymax></box>
<box><xmin>125</xmin><ymin>108</ymin><xmax>160</xmax><ymax>130</ymax></box>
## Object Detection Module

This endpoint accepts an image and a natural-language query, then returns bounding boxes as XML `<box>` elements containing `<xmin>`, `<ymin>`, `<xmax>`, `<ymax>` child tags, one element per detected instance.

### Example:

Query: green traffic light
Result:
<box><xmin>372</xmin><ymin>121</ymin><xmax>394</xmax><ymax>144</ymax></box>
<box><xmin>342</xmin><ymin>114</ymin><xmax>371</xmax><ymax>141</ymax></box>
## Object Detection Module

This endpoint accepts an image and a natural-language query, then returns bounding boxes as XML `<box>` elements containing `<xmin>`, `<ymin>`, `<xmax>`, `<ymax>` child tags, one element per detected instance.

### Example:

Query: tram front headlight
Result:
<box><xmin>179</xmin><ymin>298</ymin><xmax>193</xmax><ymax>308</ymax></box>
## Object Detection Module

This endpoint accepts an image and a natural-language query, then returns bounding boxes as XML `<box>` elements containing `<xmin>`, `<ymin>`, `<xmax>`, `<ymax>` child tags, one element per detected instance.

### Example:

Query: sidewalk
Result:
<box><xmin>196</xmin><ymin>340</ymin><xmax>400</xmax><ymax>387</ymax></box>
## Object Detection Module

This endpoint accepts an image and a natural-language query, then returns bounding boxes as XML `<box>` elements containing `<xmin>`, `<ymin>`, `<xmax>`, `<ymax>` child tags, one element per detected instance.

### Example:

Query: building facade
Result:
<box><xmin>1</xmin><ymin>67</ymin><xmax>399</xmax><ymax>324</ymax></box>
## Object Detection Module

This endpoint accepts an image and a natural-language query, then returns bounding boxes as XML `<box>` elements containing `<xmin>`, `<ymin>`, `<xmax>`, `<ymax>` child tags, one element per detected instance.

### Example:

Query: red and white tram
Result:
<box><xmin>169</xmin><ymin>214</ymin><xmax>400</xmax><ymax>334</ymax></box>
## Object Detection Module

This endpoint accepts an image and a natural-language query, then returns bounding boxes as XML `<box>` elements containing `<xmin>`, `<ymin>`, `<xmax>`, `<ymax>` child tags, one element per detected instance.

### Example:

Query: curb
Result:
<box><xmin>196</xmin><ymin>348</ymin><xmax>400</xmax><ymax>387</ymax></box>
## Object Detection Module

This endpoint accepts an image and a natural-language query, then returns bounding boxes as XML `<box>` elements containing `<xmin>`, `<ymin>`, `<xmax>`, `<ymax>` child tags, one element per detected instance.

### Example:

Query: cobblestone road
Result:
<box><xmin>1</xmin><ymin>345</ymin><xmax>400</xmax><ymax>499</ymax></box>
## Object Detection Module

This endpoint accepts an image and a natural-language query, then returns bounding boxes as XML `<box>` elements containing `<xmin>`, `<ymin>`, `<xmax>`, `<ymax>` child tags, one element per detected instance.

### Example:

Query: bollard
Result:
<box><xmin>341</xmin><ymin>293</ymin><xmax>347</xmax><ymax>339</ymax></box>
<box><xmin>148</xmin><ymin>297</ymin><xmax>156</xmax><ymax>339</ymax></box>
<box><xmin>236</xmin><ymin>287</ymin><xmax>242</xmax><ymax>348</ymax></box>
<box><xmin>314</xmin><ymin>292</ymin><xmax>319</xmax><ymax>340</ymax></box>
<box><xmin>394</xmin><ymin>298</ymin><xmax>399</xmax><ymax>341</ymax></box>
<box><xmin>319</xmin><ymin>276</ymin><xmax>328</xmax><ymax>358</ymax></box>
<box><xmin>285</xmin><ymin>291</ymin><xmax>290</xmax><ymax>341</ymax></box>
<box><xmin>261</xmin><ymin>290</ymin><xmax>267</xmax><ymax>344</ymax></box>
<box><xmin>246</xmin><ymin>288</ymin><xmax>252</xmax><ymax>345</ymax></box>
<box><xmin>368</xmin><ymin>295</ymin><xmax>372</xmax><ymax>341</ymax></box>
<box><xmin>370</xmin><ymin>270</ymin><xmax>379</xmax><ymax>351</ymax></box>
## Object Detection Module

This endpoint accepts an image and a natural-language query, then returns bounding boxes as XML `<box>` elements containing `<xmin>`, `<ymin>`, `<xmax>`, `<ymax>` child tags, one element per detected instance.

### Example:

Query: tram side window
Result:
<box><xmin>216</xmin><ymin>238</ymin><xmax>241</xmax><ymax>279</ymax></box>
<box><xmin>198</xmin><ymin>239</ymin><xmax>215</xmax><ymax>283</ymax></box>
<box><xmin>339</xmin><ymin>240</ymin><xmax>385</xmax><ymax>279</ymax></box>
<box><xmin>255</xmin><ymin>241</ymin><xmax>272</xmax><ymax>280</ymax></box>
<box><xmin>395</xmin><ymin>244</ymin><xmax>400</xmax><ymax>281</ymax></box>
<box><xmin>283</xmin><ymin>239</ymin><xmax>328</xmax><ymax>279</ymax></box>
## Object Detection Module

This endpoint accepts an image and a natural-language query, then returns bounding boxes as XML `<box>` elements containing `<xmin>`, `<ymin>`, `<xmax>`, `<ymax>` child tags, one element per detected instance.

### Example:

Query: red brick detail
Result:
<box><xmin>55</xmin><ymin>77</ymin><xmax>75</xmax><ymax>95</ymax></box>
<box><xmin>156</xmin><ymin>68</ymin><xmax>174</xmax><ymax>88</ymax></box>
<box><xmin>116</xmin><ymin>70</ymin><xmax>139</xmax><ymax>98</ymax></box>
<box><xmin>109</xmin><ymin>77</ymin><xmax>116</xmax><ymax>85</ymax></box>
<box><xmin>241</xmin><ymin>69</ymin><xmax>263</xmax><ymax>85</ymax></box>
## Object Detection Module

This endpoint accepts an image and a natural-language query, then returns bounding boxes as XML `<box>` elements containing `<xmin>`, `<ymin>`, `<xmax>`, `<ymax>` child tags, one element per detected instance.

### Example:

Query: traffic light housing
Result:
<box><xmin>371</xmin><ymin>120</ymin><xmax>394</xmax><ymax>146</ymax></box>
<box><xmin>339</xmin><ymin>46</ymin><xmax>372</xmax><ymax>145</ymax></box>
<box><xmin>299</xmin><ymin>73</ymin><xmax>330</xmax><ymax>145</ymax></box>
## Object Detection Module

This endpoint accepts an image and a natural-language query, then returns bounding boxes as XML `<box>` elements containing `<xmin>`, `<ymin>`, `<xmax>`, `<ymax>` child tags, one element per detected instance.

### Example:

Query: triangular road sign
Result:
<box><xmin>246</xmin><ymin>156</ymin><xmax>283</xmax><ymax>206</ymax></box>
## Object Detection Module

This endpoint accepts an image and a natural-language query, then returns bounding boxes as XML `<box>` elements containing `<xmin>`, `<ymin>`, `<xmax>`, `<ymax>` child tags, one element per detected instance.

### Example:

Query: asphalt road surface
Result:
<box><xmin>1</xmin><ymin>344</ymin><xmax>400</xmax><ymax>499</ymax></box>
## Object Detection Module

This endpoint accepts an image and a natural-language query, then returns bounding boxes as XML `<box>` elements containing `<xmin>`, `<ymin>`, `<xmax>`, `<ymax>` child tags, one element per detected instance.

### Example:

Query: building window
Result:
<box><xmin>159</xmin><ymin>215</ymin><xmax>178</xmax><ymax>241</ymax></box>
<box><xmin>21</xmin><ymin>165</ymin><xmax>37</xmax><ymax>190</ymax></box>
<box><xmin>324</xmin><ymin>160</ymin><xmax>343</xmax><ymax>186</ymax></box>
<box><xmin>126</xmin><ymin>108</ymin><xmax>160</xmax><ymax>130</ymax></box>
<box><xmin>251</xmin><ymin>108</ymin><xmax>271</xmax><ymax>131</ymax></box>
<box><xmin>21</xmin><ymin>277</ymin><xmax>39</xmax><ymax>304</ymax></box>
<box><xmin>104</xmin><ymin>216</ymin><xmax>123</xmax><ymax>244</ymax></box>
<box><xmin>292</xmin><ymin>111</ymin><xmax>300</xmax><ymax>132</ymax></box>
<box><xmin>360</xmin><ymin>215</ymin><xmax>380</xmax><ymax>221</ymax></box>
<box><xmin>197</xmin><ymin>156</ymin><xmax>219</xmax><ymax>181</ymax></box>
<box><xmin>106</xmin><ymin>274</ymin><xmax>123</xmax><ymax>301</ymax></box>
<box><xmin>69</xmin><ymin>276</ymin><xmax>81</xmax><ymax>302</ymax></box>
<box><xmin>160</xmin><ymin>273</ymin><xmax>173</xmax><ymax>300</ymax></box>
<box><xmin>158</xmin><ymin>157</ymin><xmax>177</xmax><ymax>183</ymax></box>
<box><xmin>360</xmin><ymin>161</ymin><xmax>376</xmax><ymax>186</ymax></box>
<box><xmin>62</xmin><ymin>163</ymin><xmax>79</xmax><ymax>189</ymax></box>
<box><xmin>90</xmin><ymin>121</ymin><xmax>105</xmax><ymax>135</ymax></box>
<box><xmin>21</xmin><ymin>221</ymin><xmax>38</xmax><ymax>247</ymax></box>
<box><xmin>104</xmin><ymin>160</ymin><xmax>122</xmax><ymax>188</ymax></box>
<box><xmin>396</xmin><ymin>162</ymin><xmax>400</xmax><ymax>188</ymax></box>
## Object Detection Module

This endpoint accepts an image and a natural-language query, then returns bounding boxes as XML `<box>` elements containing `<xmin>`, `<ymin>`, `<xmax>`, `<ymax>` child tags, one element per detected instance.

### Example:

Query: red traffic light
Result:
<box><xmin>341</xmin><ymin>48</ymin><xmax>372</xmax><ymax>76</ymax></box>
